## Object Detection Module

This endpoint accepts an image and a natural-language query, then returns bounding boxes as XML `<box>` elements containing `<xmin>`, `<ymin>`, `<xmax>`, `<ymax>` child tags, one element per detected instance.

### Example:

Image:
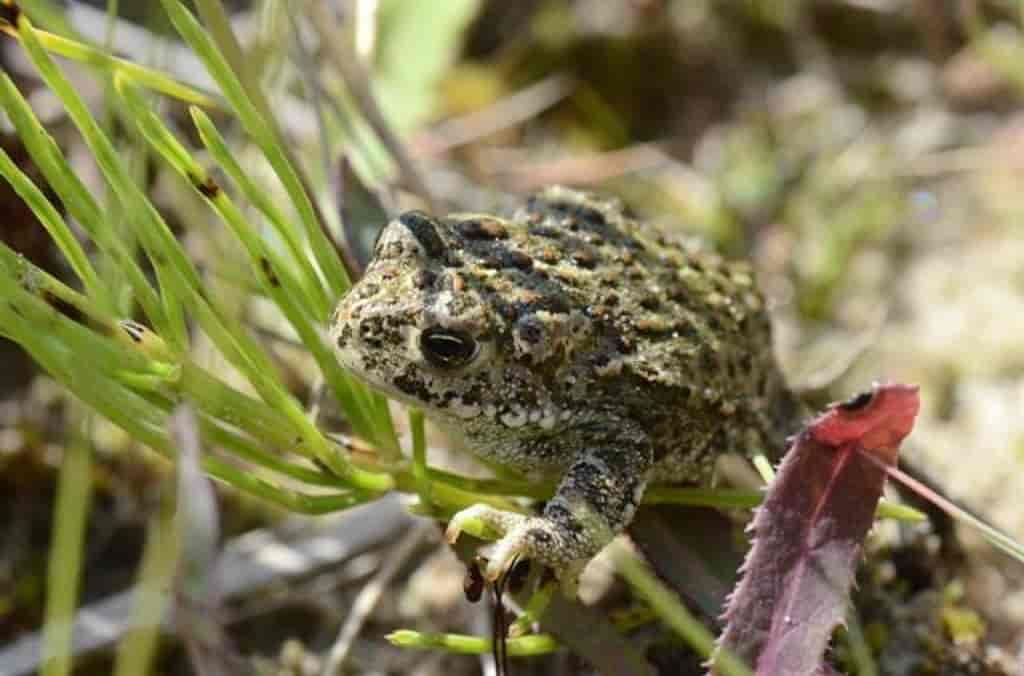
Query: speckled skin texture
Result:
<box><xmin>330</xmin><ymin>186</ymin><xmax>799</xmax><ymax>583</ymax></box>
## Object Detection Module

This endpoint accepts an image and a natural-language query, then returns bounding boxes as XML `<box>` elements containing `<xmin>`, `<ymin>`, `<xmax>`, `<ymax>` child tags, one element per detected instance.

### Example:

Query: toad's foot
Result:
<box><xmin>446</xmin><ymin>442</ymin><xmax>653</xmax><ymax>593</ymax></box>
<box><xmin>445</xmin><ymin>502</ymin><xmax>607</xmax><ymax>593</ymax></box>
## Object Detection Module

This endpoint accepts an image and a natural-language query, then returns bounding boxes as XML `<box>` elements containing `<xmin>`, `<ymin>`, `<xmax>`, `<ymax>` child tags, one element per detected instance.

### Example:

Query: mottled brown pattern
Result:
<box><xmin>330</xmin><ymin>186</ymin><xmax>799</xmax><ymax>584</ymax></box>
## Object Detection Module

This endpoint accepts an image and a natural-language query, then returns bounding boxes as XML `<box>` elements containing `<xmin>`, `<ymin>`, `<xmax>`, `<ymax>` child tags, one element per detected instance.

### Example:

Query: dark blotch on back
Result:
<box><xmin>571</xmin><ymin>249</ymin><xmax>598</xmax><ymax>269</ymax></box>
<box><xmin>457</xmin><ymin>218</ymin><xmax>508</xmax><ymax>240</ymax></box>
<box><xmin>528</xmin><ymin>196</ymin><xmax>609</xmax><ymax>234</ymax></box>
<box><xmin>639</xmin><ymin>295</ymin><xmax>660</xmax><ymax>310</ymax></box>
<box><xmin>399</xmin><ymin>211</ymin><xmax>448</xmax><ymax>261</ymax></box>
<box><xmin>495</xmin><ymin>294</ymin><xmax>571</xmax><ymax>322</ymax></box>
<box><xmin>481</xmin><ymin>246</ymin><xmax>534</xmax><ymax>272</ymax></box>
<box><xmin>572</xmin><ymin>205</ymin><xmax>608</xmax><ymax>231</ymax></box>
<box><xmin>504</xmin><ymin>250</ymin><xmax>534</xmax><ymax>271</ymax></box>
<box><xmin>529</xmin><ymin>294</ymin><xmax>571</xmax><ymax>315</ymax></box>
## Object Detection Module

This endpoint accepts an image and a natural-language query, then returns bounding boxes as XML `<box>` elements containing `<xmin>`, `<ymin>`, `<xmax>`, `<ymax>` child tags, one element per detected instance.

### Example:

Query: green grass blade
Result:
<box><xmin>0</xmin><ymin>304</ymin><xmax>166</xmax><ymax>443</ymax></box>
<box><xmin>190</xmin><ymin>106</ymin><xmax>329</xmax><ymax>315</ymax></box>
<box><xmin>14</xmin><ymin>14</ymin><xmax>304</xmax><ymax>460</ymax></box>
<box><xmin>159</xmin><ymin>0</ymin><xmax>352</xmax><ymax>300</ymax></box>
<box><xmin>1</xmin><ymin>292</ymin><xmax>367</xmax><ymax>512</ymax></box>
<box><xmin>0</xmin><ymin>72</ymin><xmax>167</xmax><ymax>329</ymax></box>
<box><xmin>612</xmin><ymin>542</ymin><xmax>753</xmax><ymax>676</ymax></box>
<box><xmin>198</xmin><ymin>420</ymin><xmax>340</xmax><ymax>487</ymax></box>
<box><xmin>884</xmin><ymin>463</ymin><xmax>1024</xmax><ymax>565</ymax></box>
<box><xmin>0</xmin><ymin>18</ymin><xmax>217</xmax><ymax>106</ymax></box>
<box><xmin>114</xmin><ymin>75</ymin><xmax>389</xmax><ymax>458</ymax></box>
<box><xmin>0</xmin><ymin>143</ymin><xmax>110</xmax><ymax>308</ymax></box>
<box><xmin>0</xmin><ymin>261</ymin><xmax>169</xmax><ymax>397</ymax></box>
<box><xmin>9</xmin><ymin>6</ymin><xmax>394</xmax><ymax>499</ymax></box>
<box><xmin>40</xmin><ymin>416</ymin><xmax>93</xmax><ymax>676</ymax></box>
<box><xmin>387</xmin><ymin>629</ymin><xmax>559</xmax><ymax>657</ymax></box>
<box><xmin>0</xmin><ymin>241</ymin><xmax>114</xmax><ymax>331</ymax></box>
<box><xmin>13</xmin><ymin>12</ymin><xmax>196</xmax><ymax>348</ymax></box>
<box><xmin>16</xmin><ymin>0</ymin><xmax>73</xmax><ymax>33</ymax></box>
<box><xmin>410</xmin><ymin>408</ymin><xmax>432</xmax><ymax>508</ymax></box>
<box><xmin>111</xmin><ymin>491</ymin><xmax>178</xmax><ymax>676</ymax></box>
<box><xmin>0</xmin><ymin>238</ymin><xmax>371</xmax><ymax>501</ymax></box>
<box><xmin>176</xmin><ymin>362</ymin><xmax>298</xmax><ymax>451</ymax></box>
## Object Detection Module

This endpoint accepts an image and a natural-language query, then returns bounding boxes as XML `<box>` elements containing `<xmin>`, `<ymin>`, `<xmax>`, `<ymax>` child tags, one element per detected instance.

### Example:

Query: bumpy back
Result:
<box><xmin>511</xmin><ymin>187</ymin><xmax>799</xmax><ymax>457</ymax></box>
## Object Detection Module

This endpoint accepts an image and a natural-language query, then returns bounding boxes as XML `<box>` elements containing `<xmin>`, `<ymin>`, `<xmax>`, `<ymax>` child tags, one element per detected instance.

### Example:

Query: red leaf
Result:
<box><xmin>710</xmin><ymin>383</ymin><xmax>920</xmax><ymax>676</ymax></box>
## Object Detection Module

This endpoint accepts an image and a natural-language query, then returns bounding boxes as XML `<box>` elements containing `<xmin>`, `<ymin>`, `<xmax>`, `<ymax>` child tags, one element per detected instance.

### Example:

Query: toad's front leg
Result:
<box><xmin>446</xmin><ymin>429</ymin><xmax>654</xmax><ymax>588</ymax></box>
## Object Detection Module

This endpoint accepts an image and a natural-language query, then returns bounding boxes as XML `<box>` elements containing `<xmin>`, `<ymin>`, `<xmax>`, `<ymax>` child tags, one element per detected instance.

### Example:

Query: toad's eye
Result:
<box><xmin>420</xmin><ymin>328</ymin><xmax>478</xmax><ymax>368</ymax></box>
<box><xmin>838</xmin><ymin>390</ymin><xmax>874</xmax><ymax>412</ymax></box>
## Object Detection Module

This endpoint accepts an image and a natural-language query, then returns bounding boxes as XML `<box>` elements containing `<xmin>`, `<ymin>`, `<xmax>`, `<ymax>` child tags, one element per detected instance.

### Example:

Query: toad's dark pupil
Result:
<box><xmin>838</xmin><ymin>390</ymin><xmax>874</xmax><ymax>412</ymax></box>
<box><xmin>420</xmin><ymin>328</ymin><xmax>477</xmax><ymax>368</ymax></box>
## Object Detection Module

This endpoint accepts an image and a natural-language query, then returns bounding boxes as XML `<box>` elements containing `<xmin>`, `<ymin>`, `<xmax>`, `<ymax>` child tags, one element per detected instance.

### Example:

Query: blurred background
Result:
<box><xmin>2</xmin><ymin>1</ymin><xmax>1024</xmax><ymax>674</ymax></box>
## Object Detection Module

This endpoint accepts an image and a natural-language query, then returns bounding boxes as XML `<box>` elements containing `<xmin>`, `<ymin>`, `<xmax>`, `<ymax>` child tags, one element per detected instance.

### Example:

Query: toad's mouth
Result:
<box><xmin>332</xmin><ymin>344</ymin><xmax>407</xmax><ymax>403</ymax></box>
<box><xmin>330</xmin><ymin>335</ymin><xmax>430</xmax><ymax>406</ymax></box>
<box><xmin>334</xmin><ymin>345</ymin><xmax>495</xmax><ymax>424</ymax></box>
